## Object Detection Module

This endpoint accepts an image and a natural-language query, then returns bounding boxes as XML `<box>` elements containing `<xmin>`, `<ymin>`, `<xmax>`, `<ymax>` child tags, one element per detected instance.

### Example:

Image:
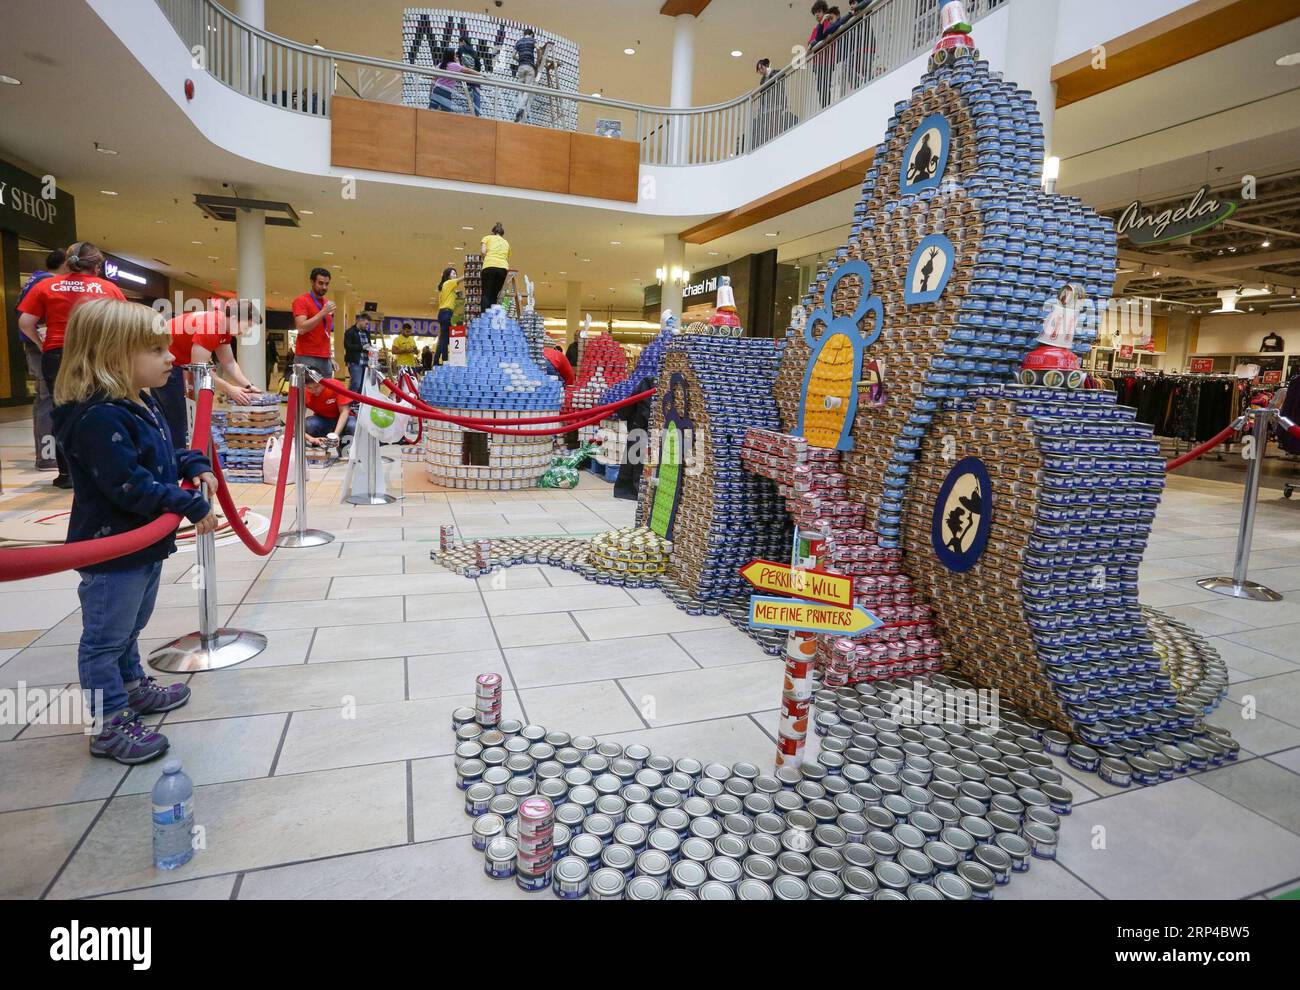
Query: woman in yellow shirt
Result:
<box><xmin>480</xmin><ymin>222</ymin><xmax>510</xmax><ymax>312</ymax></box>
<box><xmin>435</xmin><ymin>266</ymin><xmax>459</xmax><ymax>366</ymax></box>
<box><xmin>392</xmin><ymin>323</ymin><xmax>419</xmax><ymax>369</ymax></box>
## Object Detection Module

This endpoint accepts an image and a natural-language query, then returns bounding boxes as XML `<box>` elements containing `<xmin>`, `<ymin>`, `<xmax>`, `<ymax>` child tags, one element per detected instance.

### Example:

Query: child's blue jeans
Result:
<box><xmin>76</xmin><ymin>561</ymin><xmax>164</xmax><ymax>717</ymax></box>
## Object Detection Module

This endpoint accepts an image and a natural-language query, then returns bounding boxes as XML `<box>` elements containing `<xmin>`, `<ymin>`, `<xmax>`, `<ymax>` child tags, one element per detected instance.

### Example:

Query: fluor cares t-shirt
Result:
<box><xmin>17</xmin><ymin>273</ymin><xmax>126</xmax><ymax>351</ymax></box>
<box><xmin>166</xmin><ymin>310</ymin><xmax>232</xmax><ymax>366</ymax></box>
<box><xmin>292</xmin><ymin>291</ymin><xmax>334</xmax><ymax>357</ymax></box>
<box><xmin>304</xmin><ymin>381</ymin><xmax>352</xmax><ymax>420</ymax></box>
<box><xmin>482</xmin><ymin>236</ymin><xmax>510</xmax><ymax>270</ymax></box>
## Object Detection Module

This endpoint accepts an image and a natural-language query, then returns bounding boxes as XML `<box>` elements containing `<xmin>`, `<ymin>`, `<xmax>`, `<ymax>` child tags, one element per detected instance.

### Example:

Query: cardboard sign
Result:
<box><xmin>748</xmin><ymin>595</ymin><xmax>882</xmax><ymax>637</ymax></box>
<box><xmin>739</xmin><ymin>559</ymin><xmax>853</xmax><ymax>608</ymax></box>
<box><xmin>448</xmin><ymin>325</ymin><xmax>467</xmax><ymax>367</ymax></box>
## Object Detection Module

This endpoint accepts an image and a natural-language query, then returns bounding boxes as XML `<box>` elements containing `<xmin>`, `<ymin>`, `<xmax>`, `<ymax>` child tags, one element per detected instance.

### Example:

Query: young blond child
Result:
<box><xmin>52</xmin><ymin>299</ymin><xmax>219</xmax><ymax>764</ymax></box>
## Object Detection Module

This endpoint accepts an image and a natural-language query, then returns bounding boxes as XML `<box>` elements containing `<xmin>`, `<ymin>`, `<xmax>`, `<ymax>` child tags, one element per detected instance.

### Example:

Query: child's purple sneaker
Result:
<box><xmin>89</xmin><ymin>710</ymin><xmax>170</xmax><ymax>765</ymax></box>
<box><xmin>127</xmin><ymin>676</ymin><xmax>191</xmax><ymax>715</ymax></box>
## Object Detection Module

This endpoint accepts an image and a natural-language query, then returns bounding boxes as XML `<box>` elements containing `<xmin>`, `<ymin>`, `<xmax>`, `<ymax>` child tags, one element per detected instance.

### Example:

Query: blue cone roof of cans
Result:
<box><xmin>599</xmin><ymin>325</ymin><xmax>675</xmax><ymax>407</ymax></box>
<box><xmin>653</xmin><ymin>336</ymin><xmax>789</xmax><ymax>600</ymax></box>
<box><xmin>421</xmin><ymin>308</ymin><xmax>563</xmax><ymax>412</ymax></box>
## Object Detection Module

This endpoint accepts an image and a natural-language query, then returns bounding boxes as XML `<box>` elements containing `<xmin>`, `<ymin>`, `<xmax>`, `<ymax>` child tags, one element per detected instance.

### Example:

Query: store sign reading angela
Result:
<box><xmin>1116</xmin><ymin>185</ymin><xmax>1236</xmax><ymax>246</ymax></box>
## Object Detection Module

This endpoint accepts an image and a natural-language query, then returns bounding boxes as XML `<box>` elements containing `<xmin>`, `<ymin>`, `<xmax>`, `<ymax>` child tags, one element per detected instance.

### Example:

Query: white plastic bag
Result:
<box><xmin>262</xmin><ymin>433</ymin><xmax>300</xmax><ymax>485</ymax></box>
<box><xmin>362</xmin><ymin>377</ymin><xmax>410</xmax><ymax>444</ymax></box>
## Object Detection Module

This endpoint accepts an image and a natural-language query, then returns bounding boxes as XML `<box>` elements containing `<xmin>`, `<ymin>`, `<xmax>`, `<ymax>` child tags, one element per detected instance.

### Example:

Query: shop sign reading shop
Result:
<box><xmin>0</xmin><ymin>158</ymin><xmax>77</xmax><ymax>246</ymax></box>
<box><xmin>1116</xmin><ymin>185</ymin><xmax>1236</xmax><ymax>246</ymax></box>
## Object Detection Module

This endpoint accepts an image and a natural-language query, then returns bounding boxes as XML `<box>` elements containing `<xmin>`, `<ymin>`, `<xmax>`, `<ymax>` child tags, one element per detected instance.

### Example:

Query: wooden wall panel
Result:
<box><xmin>416</xmin><ymin>111</ymin><xmax>497</xmax><ymax>185</ymax></box>
<box><xmin>496</xmin><ymin>124</ymin><xmax>571</xmax><ymax>194</ymax></box>
<box><xmin>1052</xmin><ymin>0</ymin><xmax>1300</xmax><ymax>107</ymax></box>
<box><xmin>331</xmin><ymin>96</ymin><xmax>416</xmax><ymax>174</ymax></box>
<box><xmin>568</xmin><ymin>133</ymin><xmax>640</xmax><ymax>203</ymax></box>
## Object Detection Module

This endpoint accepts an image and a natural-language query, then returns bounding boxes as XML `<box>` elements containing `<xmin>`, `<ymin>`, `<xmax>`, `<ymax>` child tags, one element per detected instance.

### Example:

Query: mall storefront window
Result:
<box><xmin>0</xmin><ymin>157</ymin><xmax>78</xmax><ymax>408</ymax></box>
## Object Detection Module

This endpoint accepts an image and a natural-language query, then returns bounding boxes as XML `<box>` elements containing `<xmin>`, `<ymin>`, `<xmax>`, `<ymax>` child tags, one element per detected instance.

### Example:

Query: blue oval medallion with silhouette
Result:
<box><xmin>932</xmin><ymin>457</ymin><xmax>992</xmax><ymax>573</ymax></box>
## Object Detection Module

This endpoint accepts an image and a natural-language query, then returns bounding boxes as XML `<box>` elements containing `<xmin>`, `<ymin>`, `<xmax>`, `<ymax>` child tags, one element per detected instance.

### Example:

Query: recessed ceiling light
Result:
<box><xmin>558</xmin><ymin>271</ymin><xmax>567</xmax><ymax>275</ymax></box>
<box><xmin>591</xmin><ymin>92</ymin><xmax>602</xmax><ymax>98</ymax></box>
<box><xmin>1277</xmin><ymin>51</ymin><xmax>1300</xmax><ymax>66</ymax></box>
<box><xmin>0</xmin><ymin>74</ymin><xmax>21</xmax><ymax>86</ymax></box>
<box><xmin>610</xmin><ymin>240</ymin><xmax>621</xmax><ymax>245</ymax></box>
<box><xmin>207</xmin><ymin>255</ymin><xmax>219</xmax><ymax>260</ymax></box>
<box><xmin>731</xmin><ymin>50</ymin><xmax>743</xmax><ymax>58</ymax></box>
<box><xmin>461</xmin><ymin>225</ymin><xmax>475</xmax><ymax>230</ymax></box>
<box><xmin>582</xmin><ymin>258</ymin><xmax>591</xmax><ymax>262</ymax></box>
<box><xmin>323</xmin><ymin>251</ymin><xmax>334</xmax><ymax>255</ymax></box>
<box><xmin>310</xmin><ymin>233</ymin><xmax>323</xmax><ymax>238</ymax></box>
<box><xmin>708</xmin><ymin>251</ymin><xmax>719</xmax><ymax>256</ymax></box>
<box><xmin>765</xmin><ymin>232</ymin><xmax>778</xmax><ymax>237</ymax></box>
<box><xmin>332</xmin><ymin>265</ymin><xmax>341</xmax><ymax>269</ymax></box>
<box><xmin>94</xmin><ymin>142</ymin><xmax>118</xmax><ymax>155</ymax></box>
<box><xmin>1262</xmin><ymin>239</ymin><xmax>1271</xmax><ymax>248</ymax></box>
<box><xmin>191</xmin><ymin>240</ymin><xmax>202</xmax><ymax>245</ymax></box>
<box><xmin>625</xmin><ymin>48</ymin><xmax>637</xmax><ymax>56</ymax></box>
<box><xmin>300</xmin><ymin>210</ymin><xmax>314</xmax><ymax>215</ymax></box>
<box><xmin>101</xmin><ymin>190</ymin><xmax>120</xmax><ymax>197</ymax></box>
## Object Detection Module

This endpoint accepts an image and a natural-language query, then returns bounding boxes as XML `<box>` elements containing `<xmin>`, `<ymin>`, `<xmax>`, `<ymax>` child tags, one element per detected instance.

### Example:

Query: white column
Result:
<box><xmin>566</xmin><ymin>280</ymin><xmax>583</xmax><ymax>346</ymax></box>
<box><xmin>1004</xmin><ymin>0</ymin><xmax>1062</xmax><ymax>166</ymax></box>
<box><xmin>235</xmin><ymin>0</ymin><xmax>265</xmax><ymax>29</ymax></box>
<box><xmin>236</xmin><ymin>207</ymin><xmax>268</xmax><ymax>389</ymax></box>
<box><xmin>661</xmin><ymin>234</ymin><xmax>686</xmax><ymax>323</ymax></box>
<box><xmin>669</xmin><ymin>13</ymin><xmax>697</xmax><ymax>165</ymax></box>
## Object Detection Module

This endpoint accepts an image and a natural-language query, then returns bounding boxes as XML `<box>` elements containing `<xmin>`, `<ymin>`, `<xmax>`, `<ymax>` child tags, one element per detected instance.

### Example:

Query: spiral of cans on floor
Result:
<box><xmin>453</xmin><ymin>665</ymin><xmax>1247</xmax><ymax>901</ymax></box>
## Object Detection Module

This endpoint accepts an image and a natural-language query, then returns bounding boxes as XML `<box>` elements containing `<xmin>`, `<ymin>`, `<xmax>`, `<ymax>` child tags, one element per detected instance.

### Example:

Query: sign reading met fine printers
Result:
<box><xmin>0</xmin><ymin>158</ymin><xmax>77</xmax><ymax>246</ymax></box>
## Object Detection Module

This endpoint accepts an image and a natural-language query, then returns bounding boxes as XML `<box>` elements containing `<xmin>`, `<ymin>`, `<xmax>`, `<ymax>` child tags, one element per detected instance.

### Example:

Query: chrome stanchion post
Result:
<box><xmin>149</xmin><ymin>365</ymin><xmax>268</xmax><ymax>672</ymax></box>
<box><xmin>275</xmin><ymin>365</ymin><xmax>335</xmax><ymax>548</ymax></box>
<box><xmin>1198</xmin><ymin>406</ymin><xmax>1283</xmax><ymax>602</ymax></box>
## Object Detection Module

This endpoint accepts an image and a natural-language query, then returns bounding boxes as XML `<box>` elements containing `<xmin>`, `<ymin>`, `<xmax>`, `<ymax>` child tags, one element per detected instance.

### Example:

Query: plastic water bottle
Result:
<box><xmin>152</xmin><ymin>760</ymin><xmax>195</xmax><ymax>870</ymax></box>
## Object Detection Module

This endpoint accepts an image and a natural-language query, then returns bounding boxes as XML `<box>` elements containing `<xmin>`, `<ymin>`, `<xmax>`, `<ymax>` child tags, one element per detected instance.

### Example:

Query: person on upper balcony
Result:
<box><xmin>809</xmin><ymin>2</ymin><xmax>836</xmax><ymax>107</ymax></box>
<box><xmin>513</xmin><ymin>28</ymin><xmax>538</xmax><ymax>123</ymax></box>
<box><xmin>428</xmin><ymin>50</ymin><xmax>465</xmax><ymax>113</ymax></box>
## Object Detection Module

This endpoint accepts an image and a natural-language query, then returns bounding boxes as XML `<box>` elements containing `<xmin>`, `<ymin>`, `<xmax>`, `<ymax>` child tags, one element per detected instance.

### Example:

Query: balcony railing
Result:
<box><xmin>153</xmin><ymin>0</ymin><xmax>1007</xmax><ymax>167</ymax></box>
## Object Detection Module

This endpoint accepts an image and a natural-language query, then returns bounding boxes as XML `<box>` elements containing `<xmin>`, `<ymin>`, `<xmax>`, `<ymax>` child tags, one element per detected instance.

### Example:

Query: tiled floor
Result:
<box><xmin>2</xmin><ymin>420</ymin><xmax>1300</xmax><ymax>900</ymax></box>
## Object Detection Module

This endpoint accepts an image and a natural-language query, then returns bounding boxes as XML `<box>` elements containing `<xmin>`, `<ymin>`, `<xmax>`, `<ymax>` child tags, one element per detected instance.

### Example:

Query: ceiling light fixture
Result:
<box><xmin>100</xmin><ymin>190</ymin><xmax>118</xmax><ymax>196</ymax></box>
<box><xmin>94</xmin><ymin>142</ymin><xmax>118</xmax><ymax>155</ymax></box>
<box><xmin>191</xmin><ymin>240</ymin><xmax>202</xmax><ymax>245</ymax></box>
<box><xmin>461</xmin><ymin>225</ymin><xmax>474</xmax><ymax>230</ymax></box>
<box><xmin>731</xmin><ymin>50</ymin><xmax>743</xmax><ymax>57</ymax></box>
<box><xmin>300</xmin><ymin>210</ymin><xmax>314</xmax><ymax>215</ymax></box>
<box><xmin>610</xmin><ymin>240</ymin><xmax>621</xmax><ymax>245</ymax></box>
<box><xmin>591</xmin><ymin>92</ymin><xmax>602</xmax><ymax>98</ymax></box>
<box><xmin>1276</xmin><ymin>51</ymin><xmax>1300</xmax><ymax>66</ymax></box>
<box><xmin>765</xmin><ymin>232</ymin><xmax>778</xmax><ymax>237</ymax></box>
<box><xmin>0</xmin><ymin>74</ymin><xmax>21</xmax><ymax>86</ymax></box>
<box><xmin>624</xmin><ymin>48</ymin><xmax>636</xmax><ymax>55</ymax></box>
<box><xmin>310</xmin><ymin>233</ymin><xmax>322</xmax><ymax>238</ymax></box>
<box><xmin>1262</xmin><ymin>239</ymin><xmax>1271</xmax><ymax>248</ymax></box>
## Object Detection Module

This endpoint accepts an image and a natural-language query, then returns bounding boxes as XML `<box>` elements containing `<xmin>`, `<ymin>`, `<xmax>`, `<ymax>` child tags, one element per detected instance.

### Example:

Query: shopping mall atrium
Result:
<box><xmin>0</xmin><ymin>0</ymin><xmax>1299</xmax><ymax>924</ymax></box>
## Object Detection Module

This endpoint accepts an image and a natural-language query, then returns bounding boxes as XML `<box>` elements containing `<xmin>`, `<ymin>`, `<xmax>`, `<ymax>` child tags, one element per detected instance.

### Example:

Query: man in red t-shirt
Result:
<box><xmin>17</xmin><ymin>242</ymin><xmax>126</xmax><ymax>488</ymax></box>
<box><xmin>156</xmin><ymin>300</ymin><xmax>263</xmax><ymax>447</ymax></box>
<box><xmin>291</xmin><ymin>268</ymin><xmax>338</xmax><ymax>381</ymax></box>
<box><xmin>303</xmin><ymin>378</ymin><xmax>356</xmax><ymax>446</ymax></box>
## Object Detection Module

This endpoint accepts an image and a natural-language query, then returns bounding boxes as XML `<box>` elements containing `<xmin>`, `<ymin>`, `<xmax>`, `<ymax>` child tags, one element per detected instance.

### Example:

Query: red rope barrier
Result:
<box><xmin>1165</xmin><ymin>423</ymin><xmax>1239</xmax><ymax>472</ymax></box>
<box><xmin>320</xmin><ymin>379</ymin><xmax>619</xmax><ymax>436</ymax></box>
<box><xmin>0</xmin><ymin>389</ymin><xmax>216</xmax><ymax>582</ymax></box>
<box><xmin>208</xmin><ymin>386</ymin><xmax>299</xmax><ymax>556</ymax></box>
<box><xmin>381</xmin><ymin>377</ymin><xmax>655</xmax><ymax>426</ymax></box>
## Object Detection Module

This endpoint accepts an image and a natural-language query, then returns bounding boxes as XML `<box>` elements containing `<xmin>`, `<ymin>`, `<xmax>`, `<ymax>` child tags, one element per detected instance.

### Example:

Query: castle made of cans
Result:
<box><xmin>626</xmin><ymin>13</ymin><xmax>1229</xmax><ymax>764</ymax></box>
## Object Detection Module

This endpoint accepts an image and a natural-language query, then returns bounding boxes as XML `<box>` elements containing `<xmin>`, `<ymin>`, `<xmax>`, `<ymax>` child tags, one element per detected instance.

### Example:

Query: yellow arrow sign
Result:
<box><xmin>739</xmin><ymin>559</ymin><xmax>853</xmax><ymax>608</ymax></box>
<box><xmin>748</xmin><ymin>596</ymin><xmax>883</xmax><ymax>637</ymax></box>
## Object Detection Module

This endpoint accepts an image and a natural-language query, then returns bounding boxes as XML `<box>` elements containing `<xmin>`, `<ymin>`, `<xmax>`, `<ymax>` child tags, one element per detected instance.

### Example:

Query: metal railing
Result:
<box><xmin>153</xmin><ymin>0</ymin><xmax>1007</xmax><ymax>167</ymax></box>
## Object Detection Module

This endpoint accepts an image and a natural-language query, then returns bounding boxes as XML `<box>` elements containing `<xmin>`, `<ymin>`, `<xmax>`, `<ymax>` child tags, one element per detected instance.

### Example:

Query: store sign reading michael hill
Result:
<box><xmin>1116</xmin><ymin>185</ymin><xmax>1236</xmax><ymax>246</ymax></box>
<box><xmin>932</xmin><ymin>457</ymin><xmax>992</xmax><ymax>573</ymax></box>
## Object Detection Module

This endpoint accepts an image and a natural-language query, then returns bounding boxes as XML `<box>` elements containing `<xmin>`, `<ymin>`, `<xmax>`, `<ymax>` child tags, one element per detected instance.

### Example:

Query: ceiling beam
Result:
<box><xmin>660</xmin><ymin>1</ymin><xmax>712</xmax><ymax>16</ymax></box>
<box><xmin>679</xmin><ymin>149</ymin><xmax>874</xmax><ymax>244</ymax></box>
<box><xmin>1051</xmin><ymin>0</ymin><xmax>1300</xmax><ymax>108</ymax></box>
<box><xmin>1195</xmin><ymin>248</ymin><xmax>1300</xmax><ymax>273</ymax></box>
<box><xmin>1118</xmin><ymin>250</ymin><xmax>1300</xmax><ymax>291</ymax></box>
